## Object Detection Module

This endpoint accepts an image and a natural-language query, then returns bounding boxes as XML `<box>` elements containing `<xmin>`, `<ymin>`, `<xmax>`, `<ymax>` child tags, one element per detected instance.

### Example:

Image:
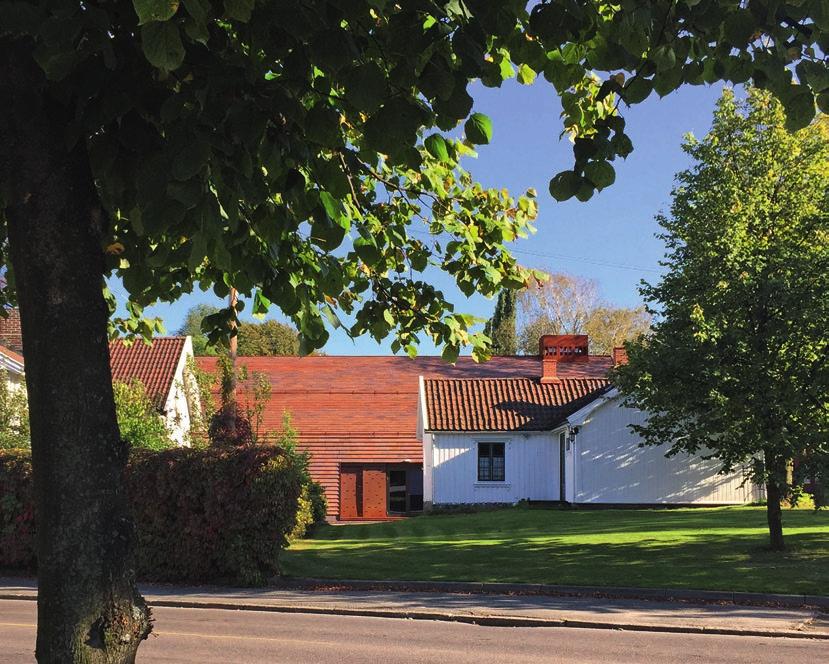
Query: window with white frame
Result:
<box><xmin>477</xmin><ymin>442</ymin><xmax>505</xmax><ymax>482</ymax></box>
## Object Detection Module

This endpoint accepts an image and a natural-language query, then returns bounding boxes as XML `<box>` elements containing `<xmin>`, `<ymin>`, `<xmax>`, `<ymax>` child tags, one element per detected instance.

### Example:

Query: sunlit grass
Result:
<box><xmin>282</xmin><ymin>506</ymin><xmax>829</xmax><ymax>595</ymax></box>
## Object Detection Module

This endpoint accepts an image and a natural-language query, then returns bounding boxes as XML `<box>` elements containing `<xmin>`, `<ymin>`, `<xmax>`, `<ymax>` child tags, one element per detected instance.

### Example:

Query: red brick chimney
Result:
<box><xmin>539</xmin><ymin>334</ymin><xmax>589</xmax><ymax>384</ymax></box>
<box><xmin>0</xmin><ymin>308</ymin><xmax>23</xmax><ymax>353</ymax></box>
<box><xmin>612</xmin><ymin>346</ymin><xmax>628</xmax><ymax>366</ymax></box>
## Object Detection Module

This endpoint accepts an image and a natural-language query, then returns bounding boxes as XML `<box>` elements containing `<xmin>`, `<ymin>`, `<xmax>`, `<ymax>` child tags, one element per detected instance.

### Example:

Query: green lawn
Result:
<box><xmin>282</xmin><ymin>506</ymin><xmax>829</xmax><ymax>595</ymax></box>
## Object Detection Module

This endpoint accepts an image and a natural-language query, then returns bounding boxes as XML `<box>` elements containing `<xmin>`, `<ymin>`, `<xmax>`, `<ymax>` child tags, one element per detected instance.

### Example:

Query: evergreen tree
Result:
<box><xmin>484</xmin><ymin>289</ymin><xmax>518</xmax><ymax>355</ymax></box>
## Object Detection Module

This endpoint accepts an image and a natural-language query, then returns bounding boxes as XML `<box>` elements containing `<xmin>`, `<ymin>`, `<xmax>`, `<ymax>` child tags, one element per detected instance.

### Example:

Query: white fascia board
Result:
<box><xmin>418</xmin><ymin>375</ymin><xmax>429</xmax><ymax>436</ymax></box>
<box><xmin>424</xmin><ymin>429</ymin><xmax>552</xmax><ymax>435</ymax></box>
<box><xmin>566</xmin><ymin>387</ymin><xmax>620</xmax><ymax>427</ymax></box>
<box><xmin>0</xmin><ymin>352</ymin><xmax>24</xmax><ymax>376</ymax></box>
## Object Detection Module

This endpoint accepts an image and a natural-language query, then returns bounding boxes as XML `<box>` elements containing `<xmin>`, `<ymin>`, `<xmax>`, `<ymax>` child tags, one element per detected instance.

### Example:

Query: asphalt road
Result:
<box><xmin>1</xmin><ymin>600</ymin><xmax>827</xmax><ymax>663</ymax></box>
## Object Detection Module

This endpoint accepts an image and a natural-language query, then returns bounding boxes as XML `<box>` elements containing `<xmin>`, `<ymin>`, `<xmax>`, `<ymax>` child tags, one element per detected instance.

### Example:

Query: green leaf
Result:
<box><xmin>224</xmin><ymin>0</ymin><xmax>253</xmax><ymax>22</ymax></box>
<box><xmin>548</xmin><ymin>170</ymin><xmax>581</xmax><ymax>201</ymax></box>
<box><xmin>182</xmin><ymin>0</ymin><xmax>208</xmax><ymax>24</ymax></box>
<box><xmin>583</xmin><ymin>160</ymin><xmax>616</xmax><ymax>190</ymax></box>
<box><xmin>464</xmin><ymin>112</ymin><xmax>492</xmax><ymax>145</ymax></box>
<box><xmin>517</xmin><ymin>63</ymin><xmax>537</xmax><ymax>85</ymax></box>
<box><xmin>32</xmin><ymin>45</ymin><xmax>78</xmax><ymax>81</ymax></box>
<box><xmin>353</xmin><ymin>235</ymin><xmax>382</xmax><ymax>266</ymax></box>
<box><xmin>817</xmin><ymin>92</ymin><xmax>829</xmax><ymax>115</ymax></box>
<box><xmin>172</xmin><ymin>139</ymin><xmax>210</xmax><ymax>180</ymax></box>
<box><xmin>651</xmin><ymin>45</ymin><xmax>676</xmax><ymax>72</ymax></box>
<box><xmin>441</xmin><ymin>344</ymin><xmax>459</xmax><ymax>364</ymax></box>
<box><xmin>304</xmin><ymin>104</ymin><xmax>342</xmax><ymax>147</ymax></box>
<box><xmin>623</xmin><ymin>77</ymin><xmax>653</xmax><ymax>104</ymax></box>
<box><xmin>723</xmin><ymin>9</ymin><xmax>755</xmax><ymax>47</ymax></box>
<box><xmin>141</xmin><ymin>21</ymin><xmax>185</xmax><ymax>71</ymax></box>
<box><xmin>133</xmin><ymin>0</ymin><xmax>179</xmax><ymax>25</ymax></box>
<box><xmin>433</xmin><ymin>83</ymin><xmax>473</xmax><ymax>126</ymax></box>
<box><xmin>252</xmin><ymin>290</ymin><xmax>271</xmax><ymax>317</ymax></box>
<box><xmin>310</xmin><ymin>212</ymin><xmax>346</xmax><ymax>251</ymax></box>
<box><xmin>319</xmin><ymin>191</ymin><xmax>349</xmax><ymax>230</ymax></box>
<box><xmin>783</xmin><ymin>87</ymin><xmax>815</xmax><ymax>132</ymax></box>
<box><xmin>343</xmin><ymin>62</ymin><xmax>387</xmax><ymax>114</ymax></box>
<box><xmin>424</xmin><ymin>134</ymin><xmax>450</xmax><ymax>163</ymax></box>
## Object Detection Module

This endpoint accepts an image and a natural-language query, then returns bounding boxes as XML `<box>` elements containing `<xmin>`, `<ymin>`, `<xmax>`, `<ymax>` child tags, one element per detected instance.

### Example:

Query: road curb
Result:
<box><xmin>2</xmin><ymin>592</ymin><xmax>825</xmax><ymax>640</ymax></box>
<box><xmin>275</xmin><ymin>577</ymin><xmax>829</xmax><ymax>610</ymax></box>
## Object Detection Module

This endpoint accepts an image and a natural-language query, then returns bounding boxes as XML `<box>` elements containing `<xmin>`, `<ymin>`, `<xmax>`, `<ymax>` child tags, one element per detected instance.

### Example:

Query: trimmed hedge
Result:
<box><xmin>0</xmin><ymin>450</ymin><xmax>35</xmax><ymax>568</ymax></box>
<box><xmin>0</xmin><ymin>445</ymin><xmax>304</xmax><ymax>585</ymax></box>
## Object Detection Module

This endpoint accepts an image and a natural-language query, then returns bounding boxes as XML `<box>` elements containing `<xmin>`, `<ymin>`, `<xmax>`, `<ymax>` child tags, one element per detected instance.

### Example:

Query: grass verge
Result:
<box><xmin>282</xmin><ymin>506</ymin><xmax>829</xmax><ymax>595</ymax></box>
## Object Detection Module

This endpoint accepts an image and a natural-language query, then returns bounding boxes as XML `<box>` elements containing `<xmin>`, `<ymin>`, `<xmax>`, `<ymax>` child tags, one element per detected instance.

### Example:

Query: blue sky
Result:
<box><xmin>121</xmin><ymin>80</ymin><xmax>726</xmax><ymax>355</ymax></box>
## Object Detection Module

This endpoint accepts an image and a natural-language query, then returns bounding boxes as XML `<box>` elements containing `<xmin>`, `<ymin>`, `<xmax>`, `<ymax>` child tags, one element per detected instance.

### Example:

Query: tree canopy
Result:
<box><xmin>3</xmin><ymin>0</ymin><xmax>828</xmax><ymax>359</ymax></box>
<box><xmin>613</xmin><ymin>89</ymin><xmax>829</xmax><ymax>549</ymax></box>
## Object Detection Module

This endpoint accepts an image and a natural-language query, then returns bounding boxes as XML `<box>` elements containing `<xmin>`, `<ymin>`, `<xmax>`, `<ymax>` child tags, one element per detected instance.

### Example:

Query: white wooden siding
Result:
<box><xmin>431</xmin><ymin>432</ymin><xmax>559</xmax><ymax>504</ymax></box>
<box><xmin>162</xmin><ymin>336</ymin><xmax>195</xmax><ymax>447</ymax></box>
<box><xmin>574</xmin><ymin>399</ymin><xmax>761</xmax><ymax>504</ymax></box>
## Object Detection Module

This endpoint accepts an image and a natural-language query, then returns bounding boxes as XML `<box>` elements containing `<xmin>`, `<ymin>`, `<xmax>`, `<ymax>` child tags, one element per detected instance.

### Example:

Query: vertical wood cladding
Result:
<box><xmin>362</xmin><ymin>466</ymin><xmax>388</xmax><ymax>518</ymax></box>
<box><xmin>339</xmin><ymin>466</ymin><xmax>360</xmax><ymax>519</ymax></box>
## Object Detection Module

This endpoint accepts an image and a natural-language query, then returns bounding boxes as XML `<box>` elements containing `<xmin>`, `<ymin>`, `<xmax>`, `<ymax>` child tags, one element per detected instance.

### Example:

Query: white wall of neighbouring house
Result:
<box><xmin>163</xmin><ymin>336</ymin><xmax>195</xmax><ymax>447</ymax></box>
<box><xmin>571</xmin><ymin>397</ymin><xmax>762</xmax><ymax>505</ymax></box>
<box><xmin>430</xmin><ymin>432</ymin><xmax>559</xmax><ymax>505</ymax></box>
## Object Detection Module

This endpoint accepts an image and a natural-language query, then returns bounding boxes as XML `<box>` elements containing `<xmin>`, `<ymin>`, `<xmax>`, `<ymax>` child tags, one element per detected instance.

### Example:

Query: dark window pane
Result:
<box><xmin>478</xmin><ymin>457</ymin><xmax>490</xmax><ymax>481</ymax></box>
<box><xmin>492</xmin><ymin>443</ymin><xmax>505</xmax><ymax>458</ymax></box>
<box><xmin>492</xmin><ymin>456</ymin><xmax>505</xmax><ymax>481</ymax></box>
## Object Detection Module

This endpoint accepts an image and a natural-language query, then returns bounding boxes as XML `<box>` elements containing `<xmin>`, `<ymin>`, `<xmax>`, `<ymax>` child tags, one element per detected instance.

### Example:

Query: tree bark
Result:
<box><xmin>1</xmin><ymin>41</ymin><xmax>151</xmax><ymax>663</ymax></box>
<box><xmin>764</xmin><ymin>451</ymin><xmax>786</xmax><ymax>551</ymax></box>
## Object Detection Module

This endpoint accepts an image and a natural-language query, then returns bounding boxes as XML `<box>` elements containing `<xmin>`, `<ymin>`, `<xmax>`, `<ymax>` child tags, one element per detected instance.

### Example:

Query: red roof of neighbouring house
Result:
<box><xmin>424</xmin><ymin>377</ymin><xmax>611</xmax><ymax>432</ymax></box>
<box><xmin>109</xmin><ymin>337</ymin><xmax>186</xmax><ymax>410</ymax></box>
<box><xmin>195</xmin><ymin>354</ymin><xmax>613</xmax><ymax>438</ymax></box>
<box><xmin>0</xmin><ymin>343</ymin><xmax>24</xmax><ymax>366</ymax></box>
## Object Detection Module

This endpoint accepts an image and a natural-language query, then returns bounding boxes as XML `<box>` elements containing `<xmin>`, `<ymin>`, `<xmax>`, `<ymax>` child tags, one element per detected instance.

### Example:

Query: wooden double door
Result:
<box><xmin>339</xmin><ymin>463</ymin><xmax>423</xmax><ymax>520</ymax></box>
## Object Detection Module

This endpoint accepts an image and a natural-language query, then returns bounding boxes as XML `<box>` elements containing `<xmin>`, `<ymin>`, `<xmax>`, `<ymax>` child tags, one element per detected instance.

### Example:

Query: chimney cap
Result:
<box><xmin>539</xmin><ymin>334</ymin><xmax>589</xmax><ymax>361</ymax></box>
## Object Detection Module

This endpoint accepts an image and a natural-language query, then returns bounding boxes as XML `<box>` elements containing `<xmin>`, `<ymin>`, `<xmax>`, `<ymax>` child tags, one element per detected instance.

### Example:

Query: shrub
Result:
<box><xmin>0</xmin><ymin>370</ymin><xmax>30</xmax><ymax>450</ymax></box>
<box><xmin>113</xmin><ymin>379</ymin><xmax>175</xmax><ymax>451</ymax></box>
<box><xmin>0</xmin><ymin>450</ymin><xmax>35</xmax><ymax>569</ymax></box>
<box><xmin>207</xmin><ymin>406</ymin><xmax>254</xmax><ymax>447</ymax></box>
<box><xmin>308</xmin><ymin>481</ymin><xmax>328</xmax><ymax>525</ymax></box>
<box><xmin>0</xmin><ymin>445</ymin><xmax>304</xmax><ymax>585</ymax></box>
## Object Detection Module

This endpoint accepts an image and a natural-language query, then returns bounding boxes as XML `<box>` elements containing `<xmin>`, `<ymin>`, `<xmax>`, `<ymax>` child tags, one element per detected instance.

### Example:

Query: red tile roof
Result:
<box><xmin>109</xmin><ymin>337</ymin><xmax>186</xmax><ymax>410</ymax></box>
<box><xmin>0</xmin><ymin>343</ymin><xmax>24</xmax><ymax>366</ymax></box>
<box><xmin>424</xmin><ymin>377</ymin><xmax>610</xmax><ymax>432</ymax></box>
<box><xmin>196</xmin><ymin>353</ymin><xmax>612</xmax><ymax>516</ymax></box>
<box><xmin>195</xmin><ymin>354</ymin><xmax>613</xmax><ymax>438</ymax></box>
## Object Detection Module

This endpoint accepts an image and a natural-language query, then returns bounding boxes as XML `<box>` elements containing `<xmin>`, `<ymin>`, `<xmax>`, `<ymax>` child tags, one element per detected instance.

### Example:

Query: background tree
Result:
<box><xmin>614</xmin><ymin>89</ymin><xmax>829</xmax><ymax>551</ymax></box>
<box><xmin>1</xmin><ymin>1</ymin><xmax>826</xmax><ymax>661</ymax></box>
<box><xmin>237</xmin><ymin>320</ymin><xmax>300</xmax><ymax>356</ymax></box>
<box><xmin>177</xmin><ymin>304</ymin><xmax>300</xmax><ymax>356</ymax></box>
<box><xmin>483</xmin><ymin>288</ymin><xmax>518</xmax><ymax>355</ymax></box>
<box><xmin>518</xmin><ymin>272</ymin><xmax>650</xmax><ymax>355</ymax></box>
<box><xmin>175</xmin><ymin>303</ymin><xmax>220</xmax><ymax>356</ymax></box>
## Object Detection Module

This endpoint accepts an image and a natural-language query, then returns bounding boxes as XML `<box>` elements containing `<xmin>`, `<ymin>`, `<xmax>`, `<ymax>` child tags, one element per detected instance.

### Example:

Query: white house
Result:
<box><xmin>109</xmin><ymin>336</ymin><xmax>197</xmax><ymax>446</ymax></box>
<box><xmin>0</xmin><ymin>344</ymin><xmax>25</xmax><ymax>392</ymax></box>
<box><xmin>1</xmin><ymin>307</ymin><xmax>197</xmax><ymax>447</ymax></box>
<box><xmin>419</xmin><ymin>335</ymin><xmax>761</xmax><ymax>508</ymax></box>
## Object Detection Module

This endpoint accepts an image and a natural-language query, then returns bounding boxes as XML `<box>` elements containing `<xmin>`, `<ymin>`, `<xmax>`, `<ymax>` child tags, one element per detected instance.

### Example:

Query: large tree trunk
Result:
<box><xmin>1</xmin><ymin>41</ymin><xmax>151</xmax><ymax>663</ymax></box>
<box><xmin>764</xmin><ymin>451</ymin><xmax>786</xmax><ymax>551</ymax></box>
